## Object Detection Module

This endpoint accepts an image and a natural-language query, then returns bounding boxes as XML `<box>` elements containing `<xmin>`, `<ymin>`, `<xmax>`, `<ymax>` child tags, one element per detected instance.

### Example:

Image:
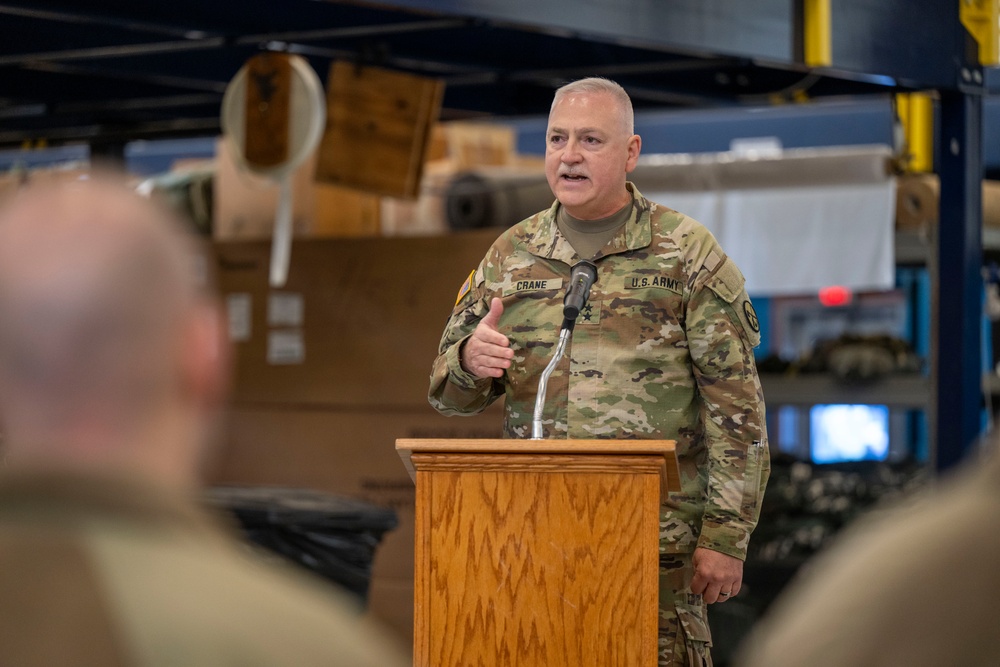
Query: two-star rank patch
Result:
<box><xmin>576</xmin><ymin>300</ymin><xmax>601</xmax><ymax>325</ymax></box>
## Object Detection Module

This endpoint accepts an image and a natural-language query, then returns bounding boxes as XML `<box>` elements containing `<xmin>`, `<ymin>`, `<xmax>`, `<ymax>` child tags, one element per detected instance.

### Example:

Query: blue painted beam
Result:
<box><xmin>0</xmin><ymin>144</ymin><xmax>89</xmax><ymax>171</ymax></box>
<box><xmin>508</xmin><ymin>97</ymin><xmax>896</xmax><ymax>156</ymax></box>
<box><xmin>936</xmin><ymin>90</ymin><xmax>985</xmax><ymax>470</ymax></box>
<box><xmin>367</xmin><ymin>0</ymin><xmax>793</xmax><ymax>63</ymax></box>
<box><xmin>830</xmin><ymin>1</ymin><xmax>967</xmax><ymax>89</ymax></box>
<box><xmin>374</xmin><ymin>1</ymin><xmax>968</xmax><ymax>90</ymax></box>
<box><xmin>984</xmin><ymin>95</ymin><xmax>1000</xmax><ymax>174</ymax></box>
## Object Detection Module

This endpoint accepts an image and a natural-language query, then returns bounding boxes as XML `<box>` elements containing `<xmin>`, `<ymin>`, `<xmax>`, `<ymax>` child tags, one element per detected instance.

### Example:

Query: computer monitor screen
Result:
<box><xmin>809</xmin><ymin>404</ymin><xmax>890</xmax><ymax>464</ymax></box>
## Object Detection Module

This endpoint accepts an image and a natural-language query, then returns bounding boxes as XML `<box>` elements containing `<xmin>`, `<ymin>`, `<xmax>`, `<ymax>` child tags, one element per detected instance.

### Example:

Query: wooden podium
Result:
<box><xmin>396</xmin><ymin>438</ymin><xmax>680</xmax><ymax>667</ymax></box>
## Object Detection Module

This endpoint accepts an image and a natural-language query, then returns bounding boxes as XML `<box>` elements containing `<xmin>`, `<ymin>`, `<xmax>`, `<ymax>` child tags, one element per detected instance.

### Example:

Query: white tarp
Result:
<box><xmin>647</xmin><ymin>181</ymin><xmax>896</xmax><ymax>296</ymax></box>
<box><xmin>634</xmin><ymin>145</ymin><xmax>896</xmax><ymax>296</ymax></box>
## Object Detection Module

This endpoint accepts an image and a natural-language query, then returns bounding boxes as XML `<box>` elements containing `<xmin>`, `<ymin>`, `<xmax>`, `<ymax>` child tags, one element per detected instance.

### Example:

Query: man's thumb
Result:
<box><xmin>482</xmin><ymin>297</ymin><xmax>504</xmax><ymax>330</ymax></box>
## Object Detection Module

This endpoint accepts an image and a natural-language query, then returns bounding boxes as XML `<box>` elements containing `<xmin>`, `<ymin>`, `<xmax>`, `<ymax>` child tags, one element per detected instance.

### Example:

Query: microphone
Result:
<box><xmin>563</xmin><ymin>260</ymin><xmax>597</xmax><ymax>322</ymax></box>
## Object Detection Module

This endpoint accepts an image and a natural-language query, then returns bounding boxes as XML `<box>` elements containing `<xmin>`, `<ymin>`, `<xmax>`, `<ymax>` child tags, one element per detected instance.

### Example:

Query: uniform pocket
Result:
<box><xmin>659</xmin><ymin>554</ymin><xmax>714</xmax><ymax>667</ymax></box>
<box><xmin>676</xmin><ymin>598</ymin><xmax>712</xmax><ymax>642</ymax></box>
<box><xmin>741</xmin><ymin>441</ymin><xmax>766</xmax><ymax>519</ymax></box>
<box><xmin>706</xmin><ymin>257</ymin><xmax>760</xmax><ymax>349</ymax></box>
<box><xmin>675</xmin><ymin>601</ymin><xmax>714</xmax><ymax>667</ymax></box>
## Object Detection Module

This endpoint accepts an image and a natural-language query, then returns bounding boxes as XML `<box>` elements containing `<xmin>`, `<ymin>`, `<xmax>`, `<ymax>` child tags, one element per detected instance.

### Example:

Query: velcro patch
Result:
<box><xmin>502</xmin><ymin>278</ymin><xmax>564</xmax><ymax>297</ymax></box>
<box><xmin>575</xmin><ymin>300</ymin><xmax>601</xmax><ymax>325</ymax></box>
<box><xmin>624</xmin><ymin>274</ymin><xmax>683</xmax><ymax>294</ymax></box>
<box><xmin>708</xmin><ymin>258</ymin><xmax>744</xmax><ymax>305</ymax></box>
<box><xmin>707</xmin><ymin>256</ymin><xmax>760</xmax><ymax>347</ymax></box>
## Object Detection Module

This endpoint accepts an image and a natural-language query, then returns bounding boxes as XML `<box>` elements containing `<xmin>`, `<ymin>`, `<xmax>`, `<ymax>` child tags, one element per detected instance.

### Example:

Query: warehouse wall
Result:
<box><xmin>205</xmin><ymin>230</ymin><xmax>506</xmax><ymax>643</ymax></box>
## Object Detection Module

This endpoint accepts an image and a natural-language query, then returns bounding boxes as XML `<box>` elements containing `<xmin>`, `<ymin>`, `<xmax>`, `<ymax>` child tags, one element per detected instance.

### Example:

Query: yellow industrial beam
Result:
<box><xmin>803</xmin><ymin>0</ymin><xmax>832</xmax><ymax>67</ymax></box>
<box><xmin>896</xmin><ymin>92</ymin><xmax>935</xmax><ymax>173</ymax></box>
<box><xmin>960</xmin><ymin>0</ymin><xmax>1000</xmax><ymax>66</ymax></box>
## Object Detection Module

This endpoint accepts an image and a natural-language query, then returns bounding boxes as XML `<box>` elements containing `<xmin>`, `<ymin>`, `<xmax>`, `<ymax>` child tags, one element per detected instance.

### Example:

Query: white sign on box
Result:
<box><xmin>267</xmin><ymin>329</ymin><xmax>305</xmax><ymax>365</ymax></box>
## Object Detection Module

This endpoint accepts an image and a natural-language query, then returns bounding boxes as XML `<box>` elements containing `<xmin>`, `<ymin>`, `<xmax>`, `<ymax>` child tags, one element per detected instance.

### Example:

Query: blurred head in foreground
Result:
<box><xmin>0</xmin><ymin>174</ymin><xmax>228</xmax><ymax>490</ymax></box>
<box><xmin>0</xmin><ymin>174</ymin><xmax>410</xmax><ymax>667</ymax></box>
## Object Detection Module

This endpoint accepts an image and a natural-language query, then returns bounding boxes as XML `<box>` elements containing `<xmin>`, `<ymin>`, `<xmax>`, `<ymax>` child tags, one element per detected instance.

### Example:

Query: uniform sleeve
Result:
<box><xmin>686</xmin><ymin>254</ymin><xmax>770</xmax><ymax>560</ymax></box>
<box><xmin>428</xmin><ymin>263</ymin><xmax>505</xmax><ymax>416</ymax></box>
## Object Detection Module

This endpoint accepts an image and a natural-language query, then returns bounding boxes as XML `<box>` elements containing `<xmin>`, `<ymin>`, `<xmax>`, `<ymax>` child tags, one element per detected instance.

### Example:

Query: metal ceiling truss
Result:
<box><xmin>0</xmin><ymin>0</ymin><xmax>966</xmax><ymax>148</ymax></box>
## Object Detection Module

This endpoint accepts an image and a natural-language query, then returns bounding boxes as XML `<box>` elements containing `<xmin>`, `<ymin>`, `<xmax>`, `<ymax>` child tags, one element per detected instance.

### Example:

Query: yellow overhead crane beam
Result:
<box><xmin>895</xmin><ymin>2</ymin><xmax>998</xmax><ymax>173</ymax></box>
<box><xmin>960</xmin><ymin>0</ymin><xmax>1000</xmax><ymax>66</ymax></box>
<box><xmin>802</xmin><ymin>0</ymin><xmax>832</xmax><ymax>68</ymax></box>
<box><xmin>896</xmin><ymin>92</ymin><xmax>935</xmax><ymax>173</ymax></box>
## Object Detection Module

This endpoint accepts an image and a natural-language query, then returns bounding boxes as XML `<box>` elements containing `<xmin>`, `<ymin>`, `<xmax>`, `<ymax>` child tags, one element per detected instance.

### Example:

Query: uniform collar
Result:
<box><xmin>524</xmin><ymin>182</ymin><xmax>653</xmax><ymax>263</ymax></box>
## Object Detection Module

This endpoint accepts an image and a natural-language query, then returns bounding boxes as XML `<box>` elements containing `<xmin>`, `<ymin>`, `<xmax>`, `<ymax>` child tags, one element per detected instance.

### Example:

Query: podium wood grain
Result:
<box><xmin>399</xmin><ymin>439</ymin><xmax>677</xmax><ymax>667</ymax></box>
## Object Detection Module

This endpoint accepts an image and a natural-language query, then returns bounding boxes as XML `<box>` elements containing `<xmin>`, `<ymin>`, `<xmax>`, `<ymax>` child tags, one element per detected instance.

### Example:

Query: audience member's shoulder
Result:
<box><xmin>736</xmin><ymin>447</ymin><xmax>1000</xmax><ymax>667</ymax></box>
<box><xmin>92</xmin><ymin>512</ymin><xmax>411</xmax><ymax>666</ymax></box>
<box><xmin>206</xmin><ymin>544</ymin><xmax>413</xmax><ymax>666</ymax></box>
<box><xmin>246</xmin><ymin>561</ymin><xmax>412</xmax><ymax>666</ymax></box>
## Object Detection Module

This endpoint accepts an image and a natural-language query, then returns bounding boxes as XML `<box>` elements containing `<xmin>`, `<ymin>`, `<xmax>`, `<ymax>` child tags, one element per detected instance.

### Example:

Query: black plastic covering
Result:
<box><xmin>205</xmin><ymin>486</ymin><xmax>398</xmax><ymax>604</ymax></box>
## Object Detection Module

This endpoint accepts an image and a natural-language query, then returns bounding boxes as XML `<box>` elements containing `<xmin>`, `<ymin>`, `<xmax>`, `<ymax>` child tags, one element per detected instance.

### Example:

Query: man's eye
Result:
<box><xmin>549</xmin><ymin>135</ymin><xmax>565</xmax><ymax>144</ymax></box>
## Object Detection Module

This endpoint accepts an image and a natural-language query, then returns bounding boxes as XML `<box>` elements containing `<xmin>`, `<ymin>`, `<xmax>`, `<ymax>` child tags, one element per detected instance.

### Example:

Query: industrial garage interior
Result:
<box><xmin>1</xmin><ymin>2</ymin><xmax>998</xmax><ymax>665</ymax></box>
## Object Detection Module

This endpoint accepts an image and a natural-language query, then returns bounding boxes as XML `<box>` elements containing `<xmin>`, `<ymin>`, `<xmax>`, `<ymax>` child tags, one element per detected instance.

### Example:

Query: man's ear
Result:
<box><xmin>180</xmin><ymin>300</ymin><xmax>230</xmax><ymax>409</ymax></box>
<box><xmin>625</xmin><ymin>134</ymin><xmax>642</xmax><ymax>173</ymax></box>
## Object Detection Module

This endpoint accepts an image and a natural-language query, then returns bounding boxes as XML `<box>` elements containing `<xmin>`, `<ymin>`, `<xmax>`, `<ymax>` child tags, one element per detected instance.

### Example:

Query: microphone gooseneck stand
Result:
<box><xmin>531</xmin><ymin>260</ymin><xmax>597</xmax><ymax>440</ymax></box>
<box><xmin>531</xmin><ymin>319</ymin><xmax>575</xmax><ymax>439</ymax></box>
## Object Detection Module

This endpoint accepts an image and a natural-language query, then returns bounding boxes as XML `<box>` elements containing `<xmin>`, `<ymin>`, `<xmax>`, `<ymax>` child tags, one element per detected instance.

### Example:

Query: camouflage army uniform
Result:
<box><xmin>429</xmin><ymin>183</ymin><xmax>769</xmax><ymax>666</ymax></box>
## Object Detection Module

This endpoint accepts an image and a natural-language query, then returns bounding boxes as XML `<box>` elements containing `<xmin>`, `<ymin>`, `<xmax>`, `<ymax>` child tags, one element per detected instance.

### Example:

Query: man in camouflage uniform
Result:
<box><xmin>429</xmin><ymin>77</ymin><xmax>769</xmax><ymax>666</ymax></box>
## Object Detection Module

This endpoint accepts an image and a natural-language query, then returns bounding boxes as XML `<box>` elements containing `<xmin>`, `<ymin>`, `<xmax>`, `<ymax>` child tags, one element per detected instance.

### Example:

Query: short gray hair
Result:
<box><xmin>551</xmin><ymin>77</ymin><xmax>634</xmax><ymax>135</ymax></box>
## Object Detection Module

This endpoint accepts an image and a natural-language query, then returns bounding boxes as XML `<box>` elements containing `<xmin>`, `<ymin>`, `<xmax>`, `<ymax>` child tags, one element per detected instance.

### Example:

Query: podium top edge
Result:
<box><xmin>395</xmin><ymin>438</ymin><xmax>676</xmax><ymax>456</ymax></box>
<box><xmin>395</xmin><ymin>438</ymin><xmax>681</xmax><ymax>494</ymax></box>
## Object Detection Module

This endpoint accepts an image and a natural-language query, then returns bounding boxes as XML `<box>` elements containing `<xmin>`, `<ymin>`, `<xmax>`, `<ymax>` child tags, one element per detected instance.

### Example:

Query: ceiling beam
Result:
<box><xmin>0</xmin><ymin>3</ymin><xmax>218</xmax><ymax>39</ymax></box>
<box><xmin>0</xmin><ymin>18</ymin><xmax>468</xmax><ymax>66</ymax></box>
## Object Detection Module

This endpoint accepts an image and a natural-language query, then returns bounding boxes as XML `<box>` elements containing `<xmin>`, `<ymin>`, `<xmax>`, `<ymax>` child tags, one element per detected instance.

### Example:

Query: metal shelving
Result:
<box><xmin>759</xmin><ymin>373</ymin><xmax>930</xmax><ymax>409</ymax></box>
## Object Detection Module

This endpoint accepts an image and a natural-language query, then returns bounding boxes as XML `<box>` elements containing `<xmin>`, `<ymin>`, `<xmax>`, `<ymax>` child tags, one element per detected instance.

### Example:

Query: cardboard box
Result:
<box><xmin>210</xmin><ymin>405</ymin><xmax>503</xmax><ymax>575</ymax></box>
<box><xmin>316</xmin><ymin>61</ymin><xmax>444</xmax><ymax>199</ymax></box>
<box><xmin>314</xmin><ymin>181</ymin><xmax>381</xmax><ymax>237</ymax></box>
<box><xmin>442</xmin><ymin>121</ymin><xmax>517</xmax><ymax>169</ymax></box>
<box><xmin>896</xmin><ymin>173</ymin><xmax>1000</xmax><ymax>232</ymax></box>
<box><xmin>212</xmin><ymin>230</ymin><xmax>500</xmax><ymax>406</ymax></box>
<box><xmin>213</xmin><ymin>137</ymin><xmax>315</xmax><ymax>240</ymax></box>
<box><xmin>379</xmin><ymin>159</ymin><xmax>455</xmax><ymax>237</ymax></box>
<box><xmin>208</xmin><ymin>230</ymin><xmax>510</xmax><ymax>647</ymax></box>
<box><xmin>214</xmin><ymin>137</ymin><xmax>381</xmax><ymax>240</ymax></box>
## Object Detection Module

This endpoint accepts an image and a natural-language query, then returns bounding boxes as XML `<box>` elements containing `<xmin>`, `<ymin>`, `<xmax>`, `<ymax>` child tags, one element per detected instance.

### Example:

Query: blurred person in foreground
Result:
<box><xmin>735</xmin><ymin>436</ymin><xmax>1000</xmax><ymax>667</ymax></box>
<box><xmin>0</xmin><ymin>176</ymin><xmax>409</xmax><ymax>667</ymax></box>
<box><xmin>429</xmin><ymin>77</ymin><xmax>769</xmax><ymax>666</ymax></box>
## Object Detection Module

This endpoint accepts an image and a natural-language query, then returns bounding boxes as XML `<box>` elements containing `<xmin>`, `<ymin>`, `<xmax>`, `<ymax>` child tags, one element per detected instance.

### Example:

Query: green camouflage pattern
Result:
<box><xmin>659</xmin><ymin>553</ymin><xmax>712</xmax><ymax>666</ymax></box>
<box><xmin>429</xmin><ymin>183</ymin><xmax>769</xmax><ymax>561</ymax></box>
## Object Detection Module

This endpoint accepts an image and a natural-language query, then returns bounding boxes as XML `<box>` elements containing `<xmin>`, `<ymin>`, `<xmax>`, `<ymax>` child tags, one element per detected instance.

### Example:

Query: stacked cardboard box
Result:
<box><xmin>207</xmin><ymin>229</ymin><xmax>504</xmax><ymax>645</ymax></box>
<box><xmin>213</xmin><ymin>137</ymin><xmax>381</xmax><ymax>240</ymax></box>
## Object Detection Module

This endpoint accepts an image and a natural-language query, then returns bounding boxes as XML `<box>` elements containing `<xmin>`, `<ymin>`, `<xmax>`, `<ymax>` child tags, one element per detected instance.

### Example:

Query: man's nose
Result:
<box><xmin>562</xmin><ymin>138</ymin><xmax>583</xmax><ymax>163</ymax></box>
